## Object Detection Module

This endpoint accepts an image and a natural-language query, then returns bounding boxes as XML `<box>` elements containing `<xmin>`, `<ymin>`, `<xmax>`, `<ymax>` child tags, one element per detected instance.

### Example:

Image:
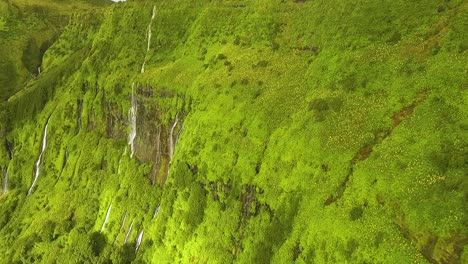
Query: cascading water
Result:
<box><xmin>140</xmin><ymin>5</ymin><xmax>156</xmax><ymax>73</ymax></box>
<box><xmin>135</xmin><ymin>230</ymin><xmax>144</xmax><ymax>252</ymax></box>
<box><xmin>168</xmin><ymin>113</ymin><xmax>179</xmax><ymax>163</ymax></box>
<box><xmin>28</xmin><ymin>119</ymin><xmax>49</xmax><ymax>195</ymax></box>
<box><xmin>128</xmin><ymin>84</ymin><xmax>137</xmax><ymax>158</ymax></box>
<box><xmin>2</xmin><ymin>167</ymin><xmax>8</xmax><ymax>195</ymax></box>
<box><xmin>100</xmin><ymin>204</ymin><xmax>112</xmax><ymax>233</ymax></box>
<box><xmin>113</xmin><ymin>211</ymin><xmax>128</xmax><ymax>245</ymax></box>
<box><xmin>118</xmin><ymin>147</ymin><xmax>127</xmax><ymax>174</ymax></box>
<box><xmin>153</xmin><ymin>205</ymin><xmax>160</xmax><ymax>218</ymax></box>
<box><xmin>165</xmin><ymin>113</ymin><xmax>183</xmax><ymax>178</ymax></box>
<box><xmin>147</xmin><ymin>6</ymin><xmax>156</xmax><ymax>53</ymax></box>
<box><xmin>124</xmin><ymin>219</ymin><xmax>134</xmax><ymax>244</ymax></box>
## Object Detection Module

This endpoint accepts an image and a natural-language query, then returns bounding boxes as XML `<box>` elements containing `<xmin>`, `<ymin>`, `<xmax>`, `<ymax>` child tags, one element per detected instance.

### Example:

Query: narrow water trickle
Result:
<box><xmin>100</xmin><ymin>204</ymin><xmax>112</xmax><ymax>233</ymax></box>
<box><xmin>153</xmin><ymin>205</ymin><xmax>160</xmax><ymax>218</ymax></box>
<box><xmin>168</xmin><ymin>113</ymin><xmax>179</xmax><ymax>163</ymax></box>
<box><xmin>175</xmin><ymin>123</ymin><xmax>184</xmax><ymax>147</ymax></box>
<box><xmin>128</xmin><ymin>84</ymin><xmax>137</xmax><ymax>158</ymax></box>
<box><xmin>135</xmin><ymin>230</ymin><xmax>144</xmax><ymax>252</ymax></box>
<box><xmin>118</xmin><ymin>147</ymin><xmax>127</xmax><ymax>174</ymax></box>
<box><xmin>28</xmin><ymin>119</ymin><xmax>50</xmax><ymax>195</ymax></box>
<box><xmin>140</xmin><ymin>5</ymin><xmax>156</xmax><ymax>73</ymax></box>
<box><xmin>165</xmin><ymin>113</ymin><xmax>183</xmax><ymax>179</ymax></box>
<box><xmin>113</xmin><ymin>211</ymin><xmax>127</xmax><ymax>245</ymax></box>
<box><xmin>124</xmin><ymin>219</ymin><xmax>134</xmax><ymax>244</ymax></box>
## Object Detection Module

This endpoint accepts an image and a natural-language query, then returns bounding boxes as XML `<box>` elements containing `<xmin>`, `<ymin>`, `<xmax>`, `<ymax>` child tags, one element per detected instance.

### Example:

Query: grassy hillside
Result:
<box><xmin>0</xmin><ymin>0</ymin><xmax>467</xmax><ymax>263</ymax></box>
<box><xmin>0</xmin><ymin>0</ymin><xmax>110</xmax><ymax>102</ymax></box>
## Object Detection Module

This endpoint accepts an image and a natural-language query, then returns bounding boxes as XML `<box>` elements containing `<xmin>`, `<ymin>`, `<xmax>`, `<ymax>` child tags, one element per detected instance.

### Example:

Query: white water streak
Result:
<box><xmin>153</xmin><ymin>205</ymin><xmax>160</xmax><ymax>218</ymax></box>
<box><xmin>175</xmin><ymin>123</ymin><xmax>184</xmax><ymax>147</ymax></box>
<box><xmin>168</xmin><ymin>113</ymin><xmax>179</xmax><ymax>162</ymax></box>
<box><xmin>113</xmin><ymin>211</ymin><xmax>127</xmax><ymax>245</ymax></box>
<box><xmin>135</xmin><ymin>230</ymin><xmax>144</xmax><ymax>253</ymax></box>
<box><xmin>117</xmin><ymin>147</ymin><xmax>127</xmax><ymax>174</ymax></box>
<box><xmin>140</xmin><ymin>5</ymin><xmax>156</xmax><ymax>73</ymax></box>
<box><xmin>124</xmin><ymin>219</ymin><xmax>134</xmax><ymax>244</ymax></box>
<box><xmin>28</xmin><ymin>119</ymin><xmax>49</xmax><ymax>195</ymax></box>
<box><xmin>128</xmin><ymin>84</ymin><xmax>137</xmax><ymax>158</ymax></box>
<box><xmin>100</xmin><ymin>204</ymin><xmax>112</xmax><ymax>232</ymax></box>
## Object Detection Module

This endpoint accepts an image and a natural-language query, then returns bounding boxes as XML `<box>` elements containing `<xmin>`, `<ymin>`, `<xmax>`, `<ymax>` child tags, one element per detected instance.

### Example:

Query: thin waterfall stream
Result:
<box><xmin>128</xmin><ymin>84</ymin><xmax>137</xmax><ymax>158</ymax></box>
<box><xmin>141</xmin><ymin>5</ymin><xmax>156</xmax><ymax>73</ymax></box>
<box><xmin>100</xmin><ymin>204</ymin><xmax>112</xmax><ymax>232</ymax></box>
<box><xmin>153</xmin><ymin>205</ymin><xmax>161</xmax><ymax>218</ymax></box>
<box><xmin>168</xmin><ymin>113</ymin><xmax>179</xmax><ymax>163</ymax></box>
<box><xmin>28</xmin><ymin>119</ymin><xmax>50</xmax><ymax>195</ymax></box>
<box><xmin>124</xmin><ymin>219</ymin><xmax>134</xmax><ymax>244</ymax></box>
<box><xmin>113</xmin><ymin>211</ymin><xmax>128</xmax><ymax>245</ymax></box>
<box><xmin>135</xmin><ymin>230</ymin><xmax>144</xmax><ymax>252</ymax></box>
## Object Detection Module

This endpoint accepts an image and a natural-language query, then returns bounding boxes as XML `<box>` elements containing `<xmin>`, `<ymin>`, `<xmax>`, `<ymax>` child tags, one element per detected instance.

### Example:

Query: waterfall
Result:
<box><xmin>100</xmin><ymin>204</ymin><xmax>112</xmax><ymax>232</ymax></box>
<box><xmin>153</xmin><ymin>205</ymin><xmax>160</xmax><ymax>218</ymax></box>
<box><xmin>117</xmin><ymin>147</ymin><xmax>127</xmax><ymax>174</ymax></box>
<box><xmin>2</xmin><ymin>167</ymin><xmax>8</xmax><ymax>195</ymax></box>
<box><xmin>166</xmin><ymin>113</ymin><xmax>183</xmax><ymax>178</ymax></box>
<box><xmin>28</xmin><ymin>119</ymin><xmax>49</xmax><ymax>195</ymax></box>
<box><xmin>147</xmin><ymin>6</ymin><xmax>156</xmax><ymax>53</ymax></box>
<box><xmin>113</xmin><ymin>211</ymin><xmax>127</xmax><ymax>245</ymax></box>
<box><xmin>124</xmin><ymin>219</ymin><xmax>134</xmax><ymax>244</ymax></box>
<box><xmin>135</xmin><ymin>230</ymin><xmax>144</xmax><ymax>253</ymax></box>
<box><xmin>175</xmin><ymin>123</ymin><xmax>184</xmax><ymax>147</ymax></box>
<box><xmin>128</xmin><ymin>84</ymin><xmax>137</xmax><ymax>158</ymax></box>
<box><xmin>119</xmin><ymin>211</ymin><xmax>127</xmax><ymax>232</ymax></box>
<box><xmin>168</xmin><ymin>113</ymin><xmax>179</xmax><ymax>163</ymax></box>
<box><xmin>140</xmin><ymin>5</ymin><xmax>156</xmax><ymax>73</ymax></box>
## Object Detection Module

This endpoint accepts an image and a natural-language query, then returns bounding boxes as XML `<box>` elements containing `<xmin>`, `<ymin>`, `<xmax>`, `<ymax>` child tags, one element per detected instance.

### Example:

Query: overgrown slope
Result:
<box><xmin>0</xmin><ymin>0</ymin><xmax>467</xmax><ymax>263</ymax></box>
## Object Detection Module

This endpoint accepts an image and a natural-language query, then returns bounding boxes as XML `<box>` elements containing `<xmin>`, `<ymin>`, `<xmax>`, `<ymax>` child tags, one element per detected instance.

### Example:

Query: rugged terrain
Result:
<box><xmin>0</xmin><ymin>0</ymin><xmax>467</xmax><ymax>263</ymax></box>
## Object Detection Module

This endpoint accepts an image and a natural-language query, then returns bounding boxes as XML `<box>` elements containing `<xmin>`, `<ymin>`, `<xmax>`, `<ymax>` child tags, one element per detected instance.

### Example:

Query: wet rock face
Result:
<box><xmin>240</xmin><ymin>185</ymin><xmax>260</xmax><ymax>219</ymax></box>
<box><xmin>126</xmin><ymin>85</ymin><xmax>185</xmax><ymax>185</ymax></box>
<box><xmin>105</xmin><ymin>101</ymin><xmax>125</xmax><ymax>138</ymax></box>
<box><xmin>395</xmin><ymin>207</ymin><xmax>468</xmax><ymax>264</ymax></box>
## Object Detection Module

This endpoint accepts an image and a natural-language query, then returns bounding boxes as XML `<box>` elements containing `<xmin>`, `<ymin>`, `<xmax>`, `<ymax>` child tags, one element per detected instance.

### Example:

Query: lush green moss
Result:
<box><xmin>0</xmin><ymin>0</ymin><xmax>467</xmax><ymax>263</ymax></box>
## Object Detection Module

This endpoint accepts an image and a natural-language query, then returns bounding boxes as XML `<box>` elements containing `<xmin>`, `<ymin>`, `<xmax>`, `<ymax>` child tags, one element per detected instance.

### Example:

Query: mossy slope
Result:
<box><xmin>0</xmin><ymin>0</ymin><xmax>467</xmax><ymax>263</ymax></box>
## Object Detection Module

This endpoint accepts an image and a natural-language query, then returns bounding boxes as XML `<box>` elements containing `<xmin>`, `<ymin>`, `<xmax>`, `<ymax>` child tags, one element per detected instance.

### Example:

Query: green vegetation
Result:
<box><xmin>0</xmin><ymin>0</ymin><xmax>467</xmax><ymax>263</ymax></box>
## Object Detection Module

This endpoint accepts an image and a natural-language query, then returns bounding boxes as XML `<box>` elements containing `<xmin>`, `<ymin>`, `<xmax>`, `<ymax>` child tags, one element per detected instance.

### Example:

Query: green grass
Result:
<box><xmin>0</xmin><ymin>0</ymin><xmax>467</xmax><ymax>263</ymax></box>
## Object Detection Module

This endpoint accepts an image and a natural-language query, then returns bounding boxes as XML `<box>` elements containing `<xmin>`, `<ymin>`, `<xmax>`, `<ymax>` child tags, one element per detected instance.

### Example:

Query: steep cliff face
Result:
<box><xmin>0</xmin><ymin>0</ymin><xmax>467</xmax><ymax>263</ymax></box>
